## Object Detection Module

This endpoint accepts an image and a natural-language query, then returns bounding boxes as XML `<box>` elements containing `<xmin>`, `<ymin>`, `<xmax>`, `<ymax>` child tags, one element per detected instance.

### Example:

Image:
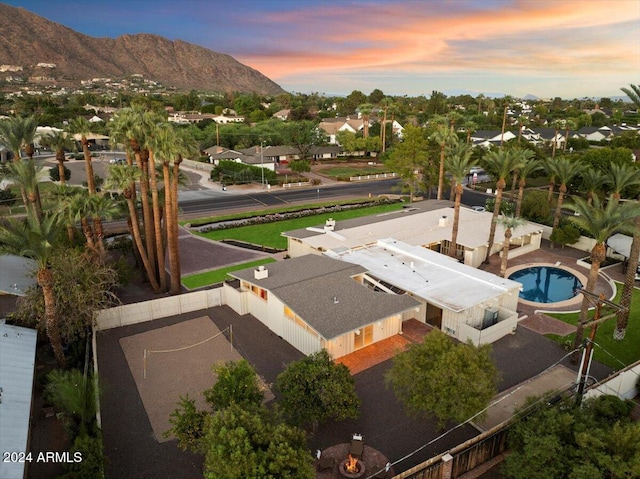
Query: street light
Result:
<box><xmin>260</xmin><ymin>141</ymin><xmax>265</xmax><ymax>188</ymax></box>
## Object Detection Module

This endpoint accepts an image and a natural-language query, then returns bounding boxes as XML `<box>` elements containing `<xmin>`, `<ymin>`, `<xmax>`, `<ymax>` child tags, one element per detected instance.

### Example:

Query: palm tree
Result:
<box><xmin>551</xmin><ymin>120</ymin><xmax>563</xmax><ymax>158</ymax></box>
<box><xmin>0</xmin><ymin>213</ymin><xmax>66</xmax><ymax>365</ymax></box>
<box><xmin>106</xmin><ymin>164</ymin><xmax>161</xmax><ymax>293</ymax></box>
<box><xmin>67</xmin><ymin>193</ymin><xmax>97</xmax><ymax>254</ymax></box>
<box><xmin>514</xmin><ymin>158</ymin><xmax>542</xmax><ymax>217</ymax></box>
<box><xmin>463</xmin><ymin>120</ymin><xmax>477</xmax><ymax>144</ymax></box>
<box><xmin>509</xmin><ymin>147</ymin><xmax>534</xmax><ymax>199</ymax></box>
<box><xmin>544</xmin><ymin>157</ymin><xmax>558</xmax><ymax>205</ymax></box>
<box><xmin>566</xmin><ymin>196</ymin><xmax>638</xmax><ymax>359</ymax></box>
<box><xmin>481</xmin><ymin>148</ymin><xmax>526</xmax><ymax>263</ymax></box>
<box><xmin>41</xmin><ymin>130</ymin><xmax>73</xmax><ymax>186</ymax></box>
<box><xmin>430</xmin><ymin>124</ymin><xmax>457</xmax><ymax>200</ymax></box>
<box><xmin>358</xmin><ymin>103</ymin><xmax>373</xmax><ymax>138</ymax></box>
<box><xmin>605</xmin><ymin>163</ymin><xmax>640</xmax><ymax>201</ymax></box>
<box><xmin>1</xmin><ymin>159</ymin><xmax>45</xmax><ymax>222</ymax></box>
<box><xmin>621</xmin><ymin>84</ymin><xmax>640</xmax><ymax>106</ymax></box>
<box><xmin>563</xmin><ymin>119</ymin><xmax>576</xmax><ymax>151</ymax></box>
<box><xmin>379</xmin><ymin>98</ymin><xmax>393</xmax><ymax>153</ymax></box>
<box><xmin>615</xmin><ymin>83</ymin><xmax>640</xmax><ymax>340</ymax></box>
<box><xmin>67</xmin><ymin>117</ymin><xmax>97</xmax><ymax>195</ymax></box>
<box><xmin>0</xmin><ymin>116</ymin><xmax>40</xmax><ymax>210</ymax></box>
<box><xmin>550</xmin><ymin>157</ymin><xmax>581</xmax><ymax>235</ymax></box>
<box><xmin>495</xmin><ymin>215</ymin><xmax>526</xmax><ymax>277</ymax></box>
<box><xmin>517</xmin><ymin>116</ymin><xmax>530</xmax><ymax>143</ymax></box>
<box><xmin>85</xmin><ymin>194</ymin><xmax>120</xmax><ymax>262</ymax></box>
<box><xmin>579</xmin><ymin>167</ymin><xmax>606</xmax><ymax>205</ymax></box>
<box><xmin>445</xmin><ymin>140</ymin><xmax>474</xmax><ymax>259</ymax></box>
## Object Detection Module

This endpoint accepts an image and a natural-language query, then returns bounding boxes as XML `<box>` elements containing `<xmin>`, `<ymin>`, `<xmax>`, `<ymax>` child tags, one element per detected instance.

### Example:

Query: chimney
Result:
<box><xmin>324</xmin><ymin>218</ymin><xmax>336</xmax><ymax>231</ymax></box>
<box><xmin>254</xmin><ymin>265</ymin><xmax>268</xmax><ymax>280</ymax></box>
<box><xmin>438</xmin><ymin>216</ymin><xmax>449</xmax><ymax>227</ymax></box>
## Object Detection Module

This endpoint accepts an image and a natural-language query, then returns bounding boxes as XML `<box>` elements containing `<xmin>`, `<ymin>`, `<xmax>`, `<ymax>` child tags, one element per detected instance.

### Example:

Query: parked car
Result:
<box><xmin>471</xmin><ymin>206</ymin><xmax>486</xmax><ymax>212</ymax></box>
<box><xmin>469</xmin><ymin>166</ymin><xmax>484</xmax><ymax>175</ymax></box>
<box><xmin>109</xmin><ymin>157</ymin><xmax>126</xmax><ymax>165</ymax></box>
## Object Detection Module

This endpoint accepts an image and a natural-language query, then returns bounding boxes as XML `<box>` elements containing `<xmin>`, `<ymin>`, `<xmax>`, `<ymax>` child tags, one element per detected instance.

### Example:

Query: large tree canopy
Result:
<box><xmin>275</xmin><ymin>349</ymin><xmax>360</xmax><ymax>429</ymax></box>
<box><xmin>202</xmin><ymin>404</ymin><xmax>314</xmax><ymax>479</ymax></box>
<box><xmin>503</xmin><ymin>395</ymin><xmax>640</xmax><ymax>479</ymax></box>
<box><xmin>385</xmin><ymin>330</ymin><xmax>499</xmax><ymax>428</ymax></box>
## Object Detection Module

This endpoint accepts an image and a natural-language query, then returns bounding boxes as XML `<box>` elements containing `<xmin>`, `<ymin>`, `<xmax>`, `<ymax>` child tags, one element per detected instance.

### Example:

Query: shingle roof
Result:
<box><xmin>230</xmin><ymin>255</ymin><xmax>419</xmax><ymax>339</ymax></box>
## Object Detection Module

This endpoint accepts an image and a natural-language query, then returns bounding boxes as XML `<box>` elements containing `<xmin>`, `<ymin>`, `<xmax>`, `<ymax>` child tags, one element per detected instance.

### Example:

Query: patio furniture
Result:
<box><xmin>350</xmin><ymin>433</ymin><xmax>364</xmax><ymax>458</ymax></box>
<box><xmin>317</xmin><ymin>454</ymin><xmax>334</xmax><ymax>472</ymax></box>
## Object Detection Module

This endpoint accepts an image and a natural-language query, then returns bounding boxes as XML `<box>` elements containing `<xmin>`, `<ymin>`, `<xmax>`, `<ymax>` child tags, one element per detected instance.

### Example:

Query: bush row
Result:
<box><xmin>192</xmin><ymin>198</ymin><xmax>402</xmax><ymax>233</ymax></box>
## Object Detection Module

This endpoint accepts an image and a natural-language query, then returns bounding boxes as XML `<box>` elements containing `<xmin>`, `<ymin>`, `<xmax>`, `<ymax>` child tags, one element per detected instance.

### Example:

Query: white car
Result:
<box><xmin>471</xmin><ymin>206</ymin><xmax>486</xmax><ymax>212</ymax></box>
<box><xmin>469</xmin><ymin>166</ymin><xmax>484</xmax><ymax>175</ymax></box>
<box><xmin>109</xmin><ymin>157</ymin><xmax>126</xmax><ymax>165</ymax></box>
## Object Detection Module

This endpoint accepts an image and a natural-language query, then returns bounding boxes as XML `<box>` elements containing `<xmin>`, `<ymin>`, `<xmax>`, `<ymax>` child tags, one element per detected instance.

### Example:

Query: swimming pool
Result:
<box><xmin>508</xmin><ymin>266</ymin><xmax>583</xmax><ymax>303</ymax></box>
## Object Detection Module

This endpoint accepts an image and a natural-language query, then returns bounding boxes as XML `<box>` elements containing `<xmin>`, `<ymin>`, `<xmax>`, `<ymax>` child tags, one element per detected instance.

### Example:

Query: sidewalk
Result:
<box><xmin>474</xmin><ymin>364</ymin><xmax>577</xmax><ymax>432</ymax></box>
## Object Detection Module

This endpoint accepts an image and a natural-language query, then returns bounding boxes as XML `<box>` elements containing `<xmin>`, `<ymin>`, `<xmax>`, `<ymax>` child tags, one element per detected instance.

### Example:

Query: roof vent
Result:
<box><xmin>438</xmin><ymin>216</ymin><xmax>450</xmax><ymax>227</ymax></box>
<box><xmin>254</xmin><ymin>265</ymin><xmax>268</xmax><ymax>280</ymax></box>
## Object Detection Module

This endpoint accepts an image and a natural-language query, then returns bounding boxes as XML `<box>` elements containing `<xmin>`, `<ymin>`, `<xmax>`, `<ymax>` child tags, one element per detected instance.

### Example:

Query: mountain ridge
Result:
<box><xmin>0</xmin><ymin>4</ymin><xmax>285</xmax><ymax>95</ymax></box>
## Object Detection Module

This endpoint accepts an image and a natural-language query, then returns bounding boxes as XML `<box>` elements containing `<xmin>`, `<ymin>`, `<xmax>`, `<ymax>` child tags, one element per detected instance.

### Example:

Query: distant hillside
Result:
<box><xmin>0</xmin><ymin>4</ymin><xmax>285</xmax><ymax>95</ymax></box>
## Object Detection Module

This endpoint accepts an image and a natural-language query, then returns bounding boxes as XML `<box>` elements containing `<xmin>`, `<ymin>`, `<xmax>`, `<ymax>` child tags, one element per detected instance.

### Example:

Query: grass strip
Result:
<box><xmin>182</xmin><ymin>198</ymin><xmax>381</xmax><ymax>227</ymax></box>
<box><xmin>195</xmin><ymin>202</ymin><xmax>405</xmax><ymax>250</ymax></box>
<box><xmin>182</xmin><ymin>258</ymin><xmax>276</xmax><ymax>289</ymax></box>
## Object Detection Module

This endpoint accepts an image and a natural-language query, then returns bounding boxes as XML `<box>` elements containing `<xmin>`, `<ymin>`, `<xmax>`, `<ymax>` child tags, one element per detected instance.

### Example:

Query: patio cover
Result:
<box><xmin>607</xmin><ymin>234</ymin><xmax>637</xmax><ymax>260</ymax></box>
<box><xmin>0</xmin><ymin>255</ymin><xmax>37</xmax><ymax>296</ymax></box>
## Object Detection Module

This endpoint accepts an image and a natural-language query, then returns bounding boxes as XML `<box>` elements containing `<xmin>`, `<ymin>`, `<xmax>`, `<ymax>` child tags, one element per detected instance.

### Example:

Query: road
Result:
<box><xmin>35</xmin><ymin>153</ymin><xmax>495</xmax><ymax>219</ymax></box>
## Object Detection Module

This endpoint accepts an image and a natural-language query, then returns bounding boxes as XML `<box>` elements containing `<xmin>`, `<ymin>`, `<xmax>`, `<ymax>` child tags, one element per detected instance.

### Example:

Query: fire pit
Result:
<box><xmin>339</xmin><ymin>454</ymin><xmax>366</xmax><ymax>479</ymax></box>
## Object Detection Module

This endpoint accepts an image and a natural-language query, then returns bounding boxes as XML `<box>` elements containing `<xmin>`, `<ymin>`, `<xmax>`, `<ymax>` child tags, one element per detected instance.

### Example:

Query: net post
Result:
<box><xmin>143</xmin><ymin>349</ymin><xmax>147</xmax><ymax>379</ymax></box>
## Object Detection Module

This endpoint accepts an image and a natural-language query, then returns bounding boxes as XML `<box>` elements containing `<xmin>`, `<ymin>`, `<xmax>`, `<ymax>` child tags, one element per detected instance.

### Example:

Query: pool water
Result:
<box><xmin>508</xmin><ymin>266</ymin><xmax>583</xmax><ymax>303</ymax></box>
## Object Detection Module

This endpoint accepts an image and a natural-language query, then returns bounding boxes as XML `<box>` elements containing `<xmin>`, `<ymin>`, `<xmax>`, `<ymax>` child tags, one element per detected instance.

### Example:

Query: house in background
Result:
<box><xmin>203</xmin><ymin>146</ymin><xmax>276</xmax><ymax>171</ymax></box>
<box><xmin>283</xmin><ymin>204</ymin><xmax>543</xmax><ymax>269</ymax></box>
<box><xmin>225</xmin><ymin>255</ymin><xmax>420</xmax><ymax>359</ymax></box>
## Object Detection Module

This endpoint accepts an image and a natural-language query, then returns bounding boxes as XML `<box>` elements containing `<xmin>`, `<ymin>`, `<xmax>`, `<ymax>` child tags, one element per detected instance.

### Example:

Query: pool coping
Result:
<box><xmin>506</xmin><ymin>262</ymin><xmax>589</xmax><ymax>310</ymax></box>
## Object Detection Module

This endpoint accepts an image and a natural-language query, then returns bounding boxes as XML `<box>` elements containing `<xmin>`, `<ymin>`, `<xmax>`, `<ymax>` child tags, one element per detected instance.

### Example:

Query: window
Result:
<box><xmin>354</xmin><ymin>324</ymin><xmax>374</xmax><ymax>350</ymax></box>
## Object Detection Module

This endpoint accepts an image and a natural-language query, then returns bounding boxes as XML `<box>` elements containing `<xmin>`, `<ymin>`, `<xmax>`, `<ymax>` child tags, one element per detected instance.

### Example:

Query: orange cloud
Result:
<box><xmin>236</xmin><ymin>1</ymin><xmax>640</xmax><ymax>85</ymax></box>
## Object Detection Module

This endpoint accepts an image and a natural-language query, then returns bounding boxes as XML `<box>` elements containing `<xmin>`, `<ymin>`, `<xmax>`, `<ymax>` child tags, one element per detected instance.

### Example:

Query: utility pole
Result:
<box><xmin>574</xmin><ymin>290</ymin><xmax>625</xmax><ymax>406</ymax></box>
<box><xmin>260</xmin><ymin>141</ymin><xmax>265</xmax><ymax>188</ymax></box>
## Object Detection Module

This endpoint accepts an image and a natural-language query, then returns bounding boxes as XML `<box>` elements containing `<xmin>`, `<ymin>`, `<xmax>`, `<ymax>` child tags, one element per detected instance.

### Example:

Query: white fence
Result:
<box><xmin>585</xmin><ymin>361</ymin><xmax>640</xmax><ymax>401</ymax></box>
<box><xmin>349</xmin><ymin>172</ymin><xmax>398</xmax><ymax>181</ymax></box>
<box><xmin>457</xmin><ymin>309</ymin><xmax>519</xmax><ymax>346</ymax></box>
<box><xmin>94</xmin><ymin>289</ymin><xmax>224</xmax><ymax>331</ymax></box>
<box><xmin>281</xmin><ymin>181</ymin><xmax>311</xmax><ymax>188</ymax></box>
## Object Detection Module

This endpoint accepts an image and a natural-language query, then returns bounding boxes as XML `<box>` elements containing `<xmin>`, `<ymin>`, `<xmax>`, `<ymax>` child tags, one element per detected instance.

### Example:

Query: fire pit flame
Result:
<box><xmin>345</xmin><ymin>454</ymin><xmax>359</xmax><ymax>473</ymax></box>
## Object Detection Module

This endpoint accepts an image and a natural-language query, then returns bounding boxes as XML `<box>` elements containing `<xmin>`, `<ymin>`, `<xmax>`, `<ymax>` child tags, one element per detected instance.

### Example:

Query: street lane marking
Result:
<box><xmin>246</xmin><ymin>195</ymin><xmax>268</xmax><ymax>206</ymax></box>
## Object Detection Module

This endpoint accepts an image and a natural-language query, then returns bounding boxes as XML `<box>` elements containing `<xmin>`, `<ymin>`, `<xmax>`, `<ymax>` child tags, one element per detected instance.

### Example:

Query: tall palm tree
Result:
<box><xmin>0</xmin><ymin>213</ymin><xmax>66</xmax><ymax>365</ymax></box>
<box><xmin>515</xmin><ymin>158</ymin><xmax>542</xmax><ymax>217</ymax></box>
<box><xmin>551</xmin><ymin>157</ymin><xmax>581</xmax><ymax>234</ymax></box>
<box><xmin>66</xmin><ymin>193</ymin><xmax>97</xmax><ymax>254</ymax></box>
<box><xmin>41</xmin><ymin>130</ymin><xmax>73</xmax><ymax>186</ymax></box>
<box><xmin>562</xmin><ymin>119</ymin><xmax>576</xmax><ymax>151</ymax></box>
<box><xmin>430</xmin><ymin>124</ymin><xmax>457</xmax><ymax>200</ymax></box>
<box><xmin>358</xmin><ymin>103</ymin><xmax>373</xmax><ymax>138</ymax></box>
<box><xmin>566</xmin><ymin>196</ymin><xmax>638</xmax><ymax>359</ymax></box>
<box><xmin>551</xmin><ymin>119</ymin><xmax>563</xmax><ymax>158</ymax></box>
<box><xmin>463</xmin><ymin>120</ymin><xmax>477</xmax><ymax>144</ymax></box>
<box><xmin>445</xmin><ymin>140</ymin><xmax>474</xmax><ymax>259</ymax></box>
<box><xmin>85</xmin><ymin>194</ymin><xmax>120</xmax><ymax>262</ymax></box>
<box><xmin>106</xmin><ymin>164</ymin><xmax>161</xmax><ymax>293</ymax></box>
<box><xmin>495</xmin><ymin>215</ymin><xmax>526</xmax><ymax>278</ymax></box>
<box><xmin>379</xmin><ymin>98</ymin><xmax>393</xmax><ymax>153</ymax></box>
<box><xmin>1</xmin><ymin>159</ymin><xmax>45</xmax><ymax>222</ymax></box>
<box><xmin>481</xmin><ymin>148</ymin><xmax>526</xmax><ymax>263</ymax></box>
<box><xmin>509</xmin><ymin>147</ymin><xmax>534</xmax><ymax>199</ymax></box>
<box><xmin>67</xmin><ymin>117</ymin><xmax>97</xmax><ymax>195</ymax></box>
<box><xmin>616</xmin><ymin>83</ymin><xmax>640</xmax><ymax>340</ymax></box>
<box><xmin>579</xmin><ymin>167</ymin><xmax>606</xmax><ymax>205</ymax></box>
<box><xmin>544</xmin><ymin>157</ymin><xmax>558</xmax><ymax>205</ymax></box>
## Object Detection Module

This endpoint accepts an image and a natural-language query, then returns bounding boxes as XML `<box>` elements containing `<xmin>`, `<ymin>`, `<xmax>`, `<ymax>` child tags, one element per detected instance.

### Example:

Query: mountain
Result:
<box><xmin>0</xmin><ymin>4</ymin><xmax>285</xmax><ymax>95</ymax></box>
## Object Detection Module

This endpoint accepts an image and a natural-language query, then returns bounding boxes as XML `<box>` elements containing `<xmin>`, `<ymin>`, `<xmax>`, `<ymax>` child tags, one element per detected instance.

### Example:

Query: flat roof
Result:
<box><xmin>285</xmin><ymin>205</ymin><xmax>542</xmax><ymax>252</ymax></box>
<box><xmin>0</xmin><ymin>255</ymin><xmax>37</xmax><ymax>296</ymax></box>
<box><xmin>230</xmin><ymin>255</ymin><xmax>420</xmax><ymax>339</ymax></box>
<box><xmin>0</xmin><ymin>321</ymin><xmax>37</xmax><ymax>479</ymax></box>
<box><xmin>330</xmin><ymin>239</ymin><xmax>522</xmax><ymax>313</ymax></box>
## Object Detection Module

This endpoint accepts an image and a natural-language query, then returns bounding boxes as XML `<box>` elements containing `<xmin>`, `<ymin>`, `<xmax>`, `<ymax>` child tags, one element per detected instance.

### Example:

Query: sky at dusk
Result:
<box><xmin>5</xmin><ymin>0</ymin><xmax>640</xmax><ymax>99</ymax></box>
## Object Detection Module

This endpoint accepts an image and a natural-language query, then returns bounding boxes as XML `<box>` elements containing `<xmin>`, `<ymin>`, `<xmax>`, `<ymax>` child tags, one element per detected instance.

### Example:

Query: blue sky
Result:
<box><xmin>5</xmin><ymin>0</ymin><xmax>640</xmax><ymax>99</ymax></box>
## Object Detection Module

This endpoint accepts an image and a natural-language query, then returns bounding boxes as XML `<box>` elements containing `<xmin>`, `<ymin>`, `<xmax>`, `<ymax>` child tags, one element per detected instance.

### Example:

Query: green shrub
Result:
<box><xmin>550</xmin><ymin>220</ymin><xmax>581</xmax><ymax>246</ymax></box>
<box><xmin>0</xmin><ymin>187</ymin><xmax>17</xmax><ymax>207</ymax></box>
<box><xmin>210</xmin><ymin>160</ymin><xmax>276</xmax><ymax>185</ymax></box>
<box><xmin>49</xmin><ymin>165</ymin><xmax>71</xmax><ymax>182</ymax></box>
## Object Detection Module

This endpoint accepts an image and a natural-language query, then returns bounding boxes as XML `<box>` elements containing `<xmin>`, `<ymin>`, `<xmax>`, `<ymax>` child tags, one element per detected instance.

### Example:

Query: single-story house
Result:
<box><xmin>203</xmin><ymin>146</ymin><xmax>276</xmax><ymax>171</ymax></box>
<box><xmin>327</xmin><ymin>238</ymin><xmax>522</xmax><ymax>345</ymax></box>
<box><xmin>225</xmin><ymin>255</ymin><xmax>420</xmax><ymax>359</ymax></box>
<box><xmin>283</xmin><ymin>204</ymin><xmax>543</xmax><ymax>268</ymax></box>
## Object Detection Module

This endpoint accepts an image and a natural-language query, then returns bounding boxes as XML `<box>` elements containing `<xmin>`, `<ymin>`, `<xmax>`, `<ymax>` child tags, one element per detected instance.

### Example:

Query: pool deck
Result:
<box><xmin>480</xmin><ymin>239</ymin><xmax>627</xmax><ymax>336</ymax></box>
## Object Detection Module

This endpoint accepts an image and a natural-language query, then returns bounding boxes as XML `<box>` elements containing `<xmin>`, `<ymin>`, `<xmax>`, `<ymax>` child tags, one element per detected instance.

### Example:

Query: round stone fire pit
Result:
<box><xmin>339</xmin><ymin>457</ymin><xmax>366</xmax><ymax>478</ymax></box>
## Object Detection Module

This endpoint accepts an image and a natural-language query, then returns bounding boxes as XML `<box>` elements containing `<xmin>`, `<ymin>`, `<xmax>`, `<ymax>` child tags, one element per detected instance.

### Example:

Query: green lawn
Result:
<box><xmin>182</xmin><ymin>258</ymin><xmax>276</xmax><ymax>289</ymax></box>
<box><xmin>196</xmin><ymin>202</ymin><xmax>405</xmax><ymax>250</ymax></box>
<box><xmin>546</xmin><ymin>282</ymin><xmax>640</xmax><ymax>369</ymax></box>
